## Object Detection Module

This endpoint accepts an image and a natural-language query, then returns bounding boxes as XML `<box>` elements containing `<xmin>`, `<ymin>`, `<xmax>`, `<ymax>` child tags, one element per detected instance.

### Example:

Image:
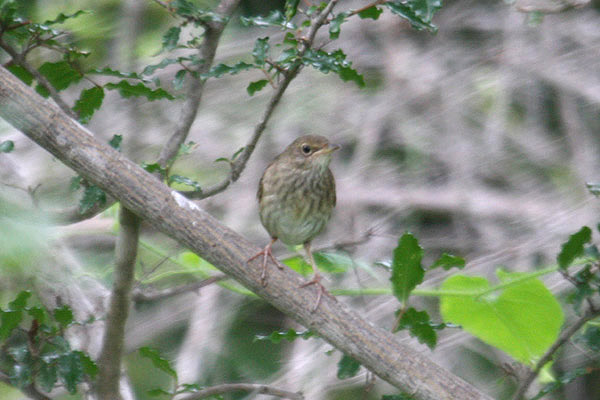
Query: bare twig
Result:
<box><xmin>186</xmin><ymin>0</ymin><xmax>340</xmax><ymax>199</ymax></box>
<box><xmin>0</xmin><ymin>370</ymin><xmax>51</xmax><ymax>400</ymax></box>
<box><xmin>0</xmin><ymin>38</ymin><xmax>78</xmax><ymax>120</ymax></box>
<box><xmin>178</xmin><ymin>383</ymin><xmax>304</xmax><ymax>400</ymax></box>
<box><xmin>512</xmin><ymin>306</ymin><xmax>600</xmax><ymax>400</ymax></box>
<box><xmin>515</xmin><ymin>0</ymin><xmax>589</xmax><ymax>13</ymax></box>
<box><xmin>96</xmin><ymin>207</ymin><xmax>141</xmax><ymax>400</ymax></box>
<box><xmin>132</xmin><ymin>274</ymin><xmax>228</xmax><ymax>303</ymax></box>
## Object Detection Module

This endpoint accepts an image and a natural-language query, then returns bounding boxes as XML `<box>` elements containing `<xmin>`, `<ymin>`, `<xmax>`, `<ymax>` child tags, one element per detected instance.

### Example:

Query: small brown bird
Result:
<box><xmin>249</xmin><ymin>135</ymin><xmax>339</xmax><ymax>311</ymax></box>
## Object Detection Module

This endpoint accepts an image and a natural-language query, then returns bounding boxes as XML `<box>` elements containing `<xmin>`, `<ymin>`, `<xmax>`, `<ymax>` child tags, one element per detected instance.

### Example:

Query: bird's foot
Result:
<box><xmin>300</xmin><ymin>273</ymin><xmax>336</xmax><ymax>312</ymax></box>
<box><xmin>247</xmin><ymin>245</ymin><xmax>284</xmax><ymax>286</ymax></box>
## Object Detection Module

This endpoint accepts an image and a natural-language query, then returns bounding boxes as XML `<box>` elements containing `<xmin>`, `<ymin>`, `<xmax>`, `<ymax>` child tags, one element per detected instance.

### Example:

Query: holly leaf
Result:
<box><xmin>105</xmin><ymin>81</ymin><xmax>175</xmax><ymax>101</ymax></box>
<box><xmin>139</xmin><ymin>347</ymin><xmax>177</xmax><ymax>379</ymax></box>
<box><xmin>254</xmin><ymin>329</ymin><xmax>314</xmax><ymax>344</ymax></box>
<box><xmin>73</xmin><ymin>86</ymin><xmax>104</xmax><ymax>123</ymax></box>
<box><xmin>394</xmin><ymin>308</ymin><xmax>437</xmax><ymax>349</ymax></box>
<box><xmin>247</xmin><ymin>79</ymin><xmax>268</xmax><ymax>96</ymax></box>
<box><xmin>337</xmin><ymin>354</ymin><xmax>361</xmax><ymax>379</ymax></box>
<box><xmin>7</xmin><ymin>64</ymin><xmax>34</xmax><ymax>85</ymax></box>
<box><xmin>252</xmin><ymin>37</ymin><xmax>270</xmax><ymax>65</ymax></box>
<box><xmin>53</xmin><ymin>305</ymin><xmax>74</xmax><ymax>327</ymax></box>
<box><xmin>201</xmin><ymin>61</ymin><xmax>255</xmax><ymax>79</ymax></box>
<box><xmin>329</xmin><ymin>12</ymin><xmax>349</xmax><ymax>39</ymax></box>
<box><xmin>79</xmin><ymin>185</ymin><xmax>106</xmax><ymax>214</ymax></box>
<box><xmin>240</xmin><ymin>10</ymin><xmax>296</xmax><ymax>29</ymax></box>
<box><xmin>162</xmin><ymin>26</ymin><xmax>181</xmax><ymax>51</ymax></box>
<box><xmin>108</xmin><ymin>134</ymin><xmax>122</xmax><ymax>150</ymax></box>
<box><xmin>390</xmin><ymin>233</ymin><xmax>424</xmax><ymax>304</ymax></box>
<box><xmin>37</xmin><ymin>61</ymin><xmax>82</xmax><ymax>91</ymax></box>
<box><xmin>429</xmin><ymin>253</ymin><xmax>465</xmax><ymax>270</ymax></box>
<box><xmin>57</xmin><ymin>353</ymin><xmax>84</xmax><ymax>394</ymax></box>
<box><xmin>358</xmin><ymin>6</ymin><xmax>383</xmax><ymax>20</ymax></box>
<box><xmin>557</xmin><ymin>226</ymin><xmax>592</xmax><ymax>269</ymax></box>
<box><xmin>0</xmin><ymin>140</ymin><xmax>15</xmax><ymax>153</ymax></box>
<box><xmin>385</xmin><ymin>0</ymin><xmax>442</xmax><ymax>33</ymax></box>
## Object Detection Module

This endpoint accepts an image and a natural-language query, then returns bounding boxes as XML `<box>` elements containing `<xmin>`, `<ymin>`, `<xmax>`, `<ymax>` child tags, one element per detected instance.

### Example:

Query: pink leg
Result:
<box><xmin>247</xmin><ymin>237</ymin><xmax>284</xmax><ymax>286</ymax></box>
<box><xmin>299</xmin><ymin>242</ymin><xmax>337</xmax><ymax>311</ymax></box>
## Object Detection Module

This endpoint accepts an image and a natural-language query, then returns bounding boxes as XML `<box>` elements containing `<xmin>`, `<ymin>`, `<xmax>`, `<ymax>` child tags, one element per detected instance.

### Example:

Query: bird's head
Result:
<box><xmin>282</xmin><ymin>135</ymin><xmax>340</xmax><ymax>171</ymax></box>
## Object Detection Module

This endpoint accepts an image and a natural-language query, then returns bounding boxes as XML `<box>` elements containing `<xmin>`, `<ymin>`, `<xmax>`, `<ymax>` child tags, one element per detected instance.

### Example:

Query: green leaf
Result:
<box><xmin>394</xmin><ymin>308</ymin><xmax>437</xmax><ymax>349</ymax></box>
<box><xmin>79</xmin><ymin>185</ymin><xmax>106</xmax><ymax>214</ymax></box>
<box><xmin>254</xmin><ymin>329</ymin><xmax>314</xmax><ymax>344</ymax></box>
<box><xmin>390</xmin><ymin>233</ymin><xmax>424</xmax><ymax>304</ymax></box>
<box><xmin>358</xmin><ymin>6</ymin><xmax>383</xmax><ymax>20</ymax></box>
<box><xmin>283</xmin><ymin>251</ymin><xmax>351</xmax><ymax>275</ymax></box>
<box><xmin>162</xmin><ymin>26</ymin><xmax>181</xmax><ymax>51</ymax></box>
<box><xmin>43</xmin><ymin>10</ymin><xmax>90</xmax><ymax>25</ymax></box>
<box><xmin>429</xmin><ymin>253</ymin><xmax>465</xmax><ymax>270</ymax></box>
<box><xmin>0</xmin><ymin>310</ymin><xmax>22</xmax><ymax>339</ymax></box>
<box><xmin>105</xmin><ymin>81</ymin><xmax>175</xmax><ymax>101</ymax></box>
<box><xmin>381</xmin><ymin>395</ymin><xmax>416</xmax><ymax>400</ymax></box>
<box><xmin>139</xmin><ymin>347</ymin><xmax>177</xmax><ymax>379</ymax></box>
<box><xmin>7</xmin><ymin>64</ymin><xmax>34</xmax><ymax>85</ymax></box>
<box><xmin>57</xmin><ymin>353</ymin><xmax>84</xmax><ymax>394</ymax></box>
<box><xmin>531</xmin><ymin>368</ymin><xmax>590</xmax><ymax>400</ymax></box>
<box><xmin>178</xmin><ymin>141</ymin><xmax>197</xmax><ymax>157</ymax></box>
<box><xmin>170</xmin><ymin>0</ymin><xmax>225</xmax><ymax>23</ymax></box>
<box><xmin>576</xmin><ymin>325</ymin><xmax>600</xmax><ymax>352</ymax></box>
<box><xmin>37</xmin><ymin>61</ymin><xmax>82</xmax><ymax>91</ymax></box>
<box><xmin>178</xmin><ymin>383</ymin><xmax>201</xmax><ymax>393</ymax></box>
<box><xmin>252</xmin><ymin>37</ymin><xmax>270</xmax><ymax>65</ymax></box>
<box><xmin>54</xmin><ymin>305</ymin><xmax>74</xmax><ymax>327</ymax></box>
<box><xmin>109</xmin><ymin>134</ymin><xmax>123</xmax><ymax>150</ymax></box>
<box><xmin>142</xmin><ymin>162</ymin><xmax>167</xmax><ymax>178</ymax></box>
<box><xmin>90</xmin><ymin>67</ymin><xmax>149</xmax><ymax>81</ymax></box>
<box><xmin>302</xmin><ymin>48</ymin><xmax>365</xmax><ymax>87</ymax></box>
<box><xmin>38</xmin><ymin>361</ymin><xmax>58</xmax><ymax>392</ymax></box>
<box><xmin>27</xmin><ymin>306</ymin><xmax>46</xmax><ymax>324</ymax></box>
<box><xmin>240</xmin><ymin>10</ymin><xmax>296</xmax><ymax>29</ymax></box>
<box><xmin>168</xmin><ymin>174</ymin><xmax>202</xmax><ymax>192</ymax></box>
<box><xmin>73</xmin><ymin>86</ymin><xmax>104</xmax><ymax>123</ymax></box>
<box><xmin>75</xmin><ymin>351</ymin><xmax>98</xmax><ymax>378</ymax></box>
<box><xmin>148</xmin><ymin>388</ymin><xmax>173</xmax><ymax>397</ymax></box>
<box><xmin>0</xmin><ymin>140</ymin><xmax>14</xmax><ymax>153</ymax></box>
<box><xmin>9</xmin><ymin>291</ymin><xmax>31</xmax><ymax>310</ymax></box>
<box><xmin>9</xmin><ymin>360</ymin><xmax>33</xmax><ymax>388</ymax></box>
<box><xmin>247</xmin><ymin>79</ymin><xmax>269</xmax><ymax>96</ymax></box>
<box><xmin>174</xmin><ymin>69</ymin><xmax>187</xmax><ymax>90</ymax></box>
<box><xmin>557</xmin><ymin>226</ymin><xmax>592</xmax><ymax>269</ymax></box>
<box><xmin>329</xmin><ymin>12</ymin><xmax>349</xmax><ymax>39</ymax></box>
<box><xmin>337</xmin><ymin>354</ymin><xmax>361</xmax><ymax>379</ymax></box>
<box><xmin>285</xmin><ymin>0</ymin><xmax>300</xmax><ymax>20</ymax></box>
<box><xmin>385</xmin><ymin>0</ymin><xmax>441</xmax><ymax>33</ymax></box>
<box><xmin>201</xmin><ymin>61</ymin><xmax>255</xmax><ymax>79</ymax></box>
<box><xmin>440</xmin><ymin>269</ymin><xmax>564</xmax><ymax>365</ymax></box>
<box><xmin>585</xmin><ymin>182</ymin><xmax>600</xmax><ymax>196</ymax></box>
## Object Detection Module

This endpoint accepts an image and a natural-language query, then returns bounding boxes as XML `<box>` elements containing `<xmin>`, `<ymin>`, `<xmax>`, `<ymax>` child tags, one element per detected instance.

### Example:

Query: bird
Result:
<box><xmin>248</xmin><ymin>134</ymin><xmax>339</xmax><ymax>311</ymax></box>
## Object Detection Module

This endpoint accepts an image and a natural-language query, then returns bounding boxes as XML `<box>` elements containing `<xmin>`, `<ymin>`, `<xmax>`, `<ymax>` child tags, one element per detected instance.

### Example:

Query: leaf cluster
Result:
<box><xmin>0</xmin><ymin>291</ymin><xmax>97</xmax><ymax>395</ymax></box>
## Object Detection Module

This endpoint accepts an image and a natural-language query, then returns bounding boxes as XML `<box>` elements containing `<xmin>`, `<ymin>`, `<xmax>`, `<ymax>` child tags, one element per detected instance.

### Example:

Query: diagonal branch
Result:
<box><xmin>512</xmin><ymin>305</ymin><xmax>600</xmax><ymax>400</ymax></box>
<box><xmin>179</xmin><ymin>383</ymin><xmax>304</xmax><ymax>400</ymax></box>
<box><xmin>0</xmin><ymin>65</ymin><xmax>493</xmax><ymax>400</ymax></box>
<box><xmin>132</xmin><ymin>274</ymin><xmax>227</xmax><ymax>303</ymax></box>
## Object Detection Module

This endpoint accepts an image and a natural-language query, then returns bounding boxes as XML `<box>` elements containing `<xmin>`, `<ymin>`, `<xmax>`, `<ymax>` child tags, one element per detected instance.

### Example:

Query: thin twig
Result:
<box><xmin>132</xmin><ymin>274</ymin><xmax>228</xmax><ymax>302</ymax></box>
<box><xmin>0</xmin><ymin>38</ymin><xmax>78</xmax><ymax>119</ymax></box>
<box><xmin>178</xmin><ymin>383</ymin><xmax>304</xmax><ymax>400</ymax></box>
<box><xmin>186</xmin><ymin>0</ymin><xmax>340</xmax><ymax>199</ymax></box>
<box><xmin>512</xmin><ymin>306</ymin><xmax>600</xmax><ymax>400</ymax></box>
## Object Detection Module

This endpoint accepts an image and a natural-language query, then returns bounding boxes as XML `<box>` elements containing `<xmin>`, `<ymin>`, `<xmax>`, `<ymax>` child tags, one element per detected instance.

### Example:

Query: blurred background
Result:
<box><xmin>1</xmin><ymin>0</ymin><xmax>600</xmax><ymax>399</ymax></box>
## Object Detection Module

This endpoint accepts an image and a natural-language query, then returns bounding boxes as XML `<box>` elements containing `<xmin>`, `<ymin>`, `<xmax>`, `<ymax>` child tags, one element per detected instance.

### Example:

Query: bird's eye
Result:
<box><xmin>301</xmin><ymin>144</ymin><xmax>311</xmax><ymax>154</ymax></box>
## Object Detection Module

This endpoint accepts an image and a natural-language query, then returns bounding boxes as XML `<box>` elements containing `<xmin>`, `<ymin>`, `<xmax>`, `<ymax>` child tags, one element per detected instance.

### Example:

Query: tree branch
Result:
<box><xmin>0</xmin><ymin>65</ymin><xmax>492</xmax><ymax>400</ymax></box>
<box><xmin>132</xmin><ymin>274</ymin><xmax>227</xmax><ymax>303</ymax></box>
<box><xmin>186</xmin><ymin>0</ymin><xmax>339</xmax><ymax>199</ymax></box>
<box><xmin>0</xmin><ymin>370</ymin><xmax>51</xmax><ymax>400</ymax></box>
<box><xmin>513</xmin><ymin>306</ymin><xmax>600</xmax><ymax>400</ymax></box>
<box><xmin>179</xmin><ymin>383</ymin><xmax>304</xmax><ymax>400</ymax></box>
<box><xmin>96</xmin><ymin>207</ymin><xmax>141</xmax><ymax>400</ymax></box>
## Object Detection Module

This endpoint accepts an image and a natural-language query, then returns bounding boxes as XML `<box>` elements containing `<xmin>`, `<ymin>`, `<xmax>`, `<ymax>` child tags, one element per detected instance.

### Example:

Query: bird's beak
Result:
<box><xmin>321</xmin><ymin>143</ymin><xmax>341</xmax><ymax>154</ymax></box>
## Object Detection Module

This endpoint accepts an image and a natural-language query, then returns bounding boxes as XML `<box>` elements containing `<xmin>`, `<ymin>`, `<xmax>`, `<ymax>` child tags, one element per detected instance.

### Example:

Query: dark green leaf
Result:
<box><xmin>74</xmin><ymin>86</ymin><xmax>104</xmax><ymax>123</ymax></box>
<box><xmin>142</xmin><ymin>162</ymin><xmax>167</xmax><ymax>177</ymax></box>
<box><xmin>174</xmin><ymin>69</ymin><xmax>187</xmax><ymax>90</ymax></box>
<box><xmin>254</xmin><ymin>329</ymin><xmax>314</xmax><ymax>344</ymax></box>
<box><xmin>284</xmin><ymin>0</ymin><xmax>300</xmax><ymax>20</ymax></box>
<box><xmin>170</xmin><ymin>0</ymin><xmax>226</xmax><ymax>23</ymax></box>
<box><xmin>201</xmin><ymin>61</ymin><xmax>255</xmax><ymax>79</ymax></box>
<box><xmin>105</xmin><ymin>81</ymin><xmax>175</xmax><ymax>101</ymax></box>
<box><xmin>247</xmin><ymin>79</ymin><xmax>268</xmax><ymax>96</ymax></box>
<box><xmin>79</xmin><ymin>185</ymin><xmax>106</xmax><ymax>214</ymax></box>
<box><xmin>394</xmin><ymin>308</ymin><xmax>437</xmax><ymax>349</ymax></box>
<box><xmin>385</xmin><ymin>0</ymin><xmax>441</xmax><ymax>33</ymax></box>
<box><xmin>139</xmin><ymin>347</ymin><xmax>177</xmax><ymax>379</ymax></box>
<box><xmin>557</xmin><ymin>226</ymin><xmax>592</xmax><ymax>269</ymax></box>
<box><xmin>75</xmin><ymin>351</ymin><xmax>98</xmax><ymax>378</ymax></box>
<box><xmin>329</xmin><ymin>12</ymin><xmax>349</xmax><ymax>39</ymax></box>
<box><xmin>390</xmin><ymin>233</ymin><xmax>424</xmax><ymax>304</ymax></box>
<box><xmin>302</xmin><ymin>49</ymin><xmax>364</xmax><ymax>87</ymax></box>
<box><xmin>109</xmin><ymin>134</ymin><xmax>122</xmax><ymax>150</ymax></box>
<box><xmin>576</xmin><ymin>325</ymin><xmax>600</xmax><ymax>352</ymax></box>
<box><xmin>252</xmin><ymin>37</ymin><xmax>270</xmax><ymax>65</ymax></box>
<box><xmin>381</xmin><ymin>395</ymin><xmax>416</xmax><ymax>400</ymax></box>
<box><xmin>8</xmin><ymin>343</ymin><xmax>30</xmax><ymax>363</ymax></box>
<box><xmin>178</xmin><ymin>383</ymin><xmax>201</xmax><ymax>393</ymax></box>
<box><xmin>178</xmin><ymin>141</ymin><xmax>196</xmax><ymax>156</ymax></box>
<box><xmin>586</xmin><ymin>182</ymin><xmax>600</xmax><ymax>196</ymax></box>
<box><xmin>241</xmin><ymin>10</ymin><xmax>296</xmax><ymax>29</ymax></box>
<box><xmin>148</xmin><ymin>388</ymin><xmax>173</xmax><ymax>397</ymax></box>
<box><xmin>54</xmin><ymin>305</ymin><xmax>74</xmax><ymax>327</ymax></box>
<box><xmin>162</xmin><ymin>26</ymin><xmax>181</xmax><ymax>51</ymax></box>
<box><xmin>338</xmin><ymin>66</ymin><xmax>365</xmax><ymax>87</ymax></box>
<box><xmin>43</xmin><ymin>10</ymin><xmax>90</xmax><ymax>25</ymax></box>
<box><xmin>70</xmin><ymin>176</ymin><xmax>83</xmax><ymax>191</ymax></box>
<box><xmin>9</xmin><ymin>361</ymin><xmax>33</xmax><ymax>388</ymax></box>
<box><xmin>58</xmin><ymin>353</ymin><xmax>84</xmax><ymax>394</ymax></box>
<box><xmin>9</xmin><ymin>291</ymin><xmax>31</xmax><ymax>310</ymax></box>
<box><xmin>337</xmin><ymin>354</ymin><xmax>361</xmax><ymax>379</ymax></box>
<box><xmin>0</xmin><ymin>310</ymin><xmax>22</xmax><ymax>339</ymax></box>
<box><xmin>38</xmin><ymin>61</ymin><xmax>82</xmax><ymax>91</ymax></box>
<box><xmin>168</xmin><ymin>174</ymin><xmax>201</xmax><ymax>192</ymax></box>
<box><xmin>38</xmin><ymin>361</ymin><xmax>58</xmax><ymax>392</ymax></box>
<box><xmin>27</xmin><ymin>306</ymin><xmax>46</xmax><ymax>324</ymax></box>
<box><xmin>429</xmin><ymin>253</ymin><xmax>465</xmax><ymax>270</ymax></box>
<box><xmin>7</xmin><ymin>64</ymin><xmax>34</xmax><ymax>85</ymax></box>
<box><xmin>142</xmin><ymin>58</ymin><xmax>183</xmax><ymax>76</ymax></box>
<box><xmin>90</xmin><ymin>67</ymin><xmax>148</xmax><ymax>81</ymax></box>
<box><xmin>0</xmin><ymin>140</ymin><xmax>14</xmax><ymax>153</ymax></box>
<box><xmin>358</xmin><ymin>6</ymin><xmax>383</xmax><ymax>20</ymax></box>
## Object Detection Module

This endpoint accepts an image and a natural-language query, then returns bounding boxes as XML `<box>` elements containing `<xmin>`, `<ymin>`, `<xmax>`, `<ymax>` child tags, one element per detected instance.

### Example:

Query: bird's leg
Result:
<box><xmin>247</xmin><ymin>237</ymin><xmax>284</xmax><ymax>286</ymax></box>
<box><xmin>299</xmin><ymin>241</ymin><xmax>337</xmax><ymax>311</ymax></box>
